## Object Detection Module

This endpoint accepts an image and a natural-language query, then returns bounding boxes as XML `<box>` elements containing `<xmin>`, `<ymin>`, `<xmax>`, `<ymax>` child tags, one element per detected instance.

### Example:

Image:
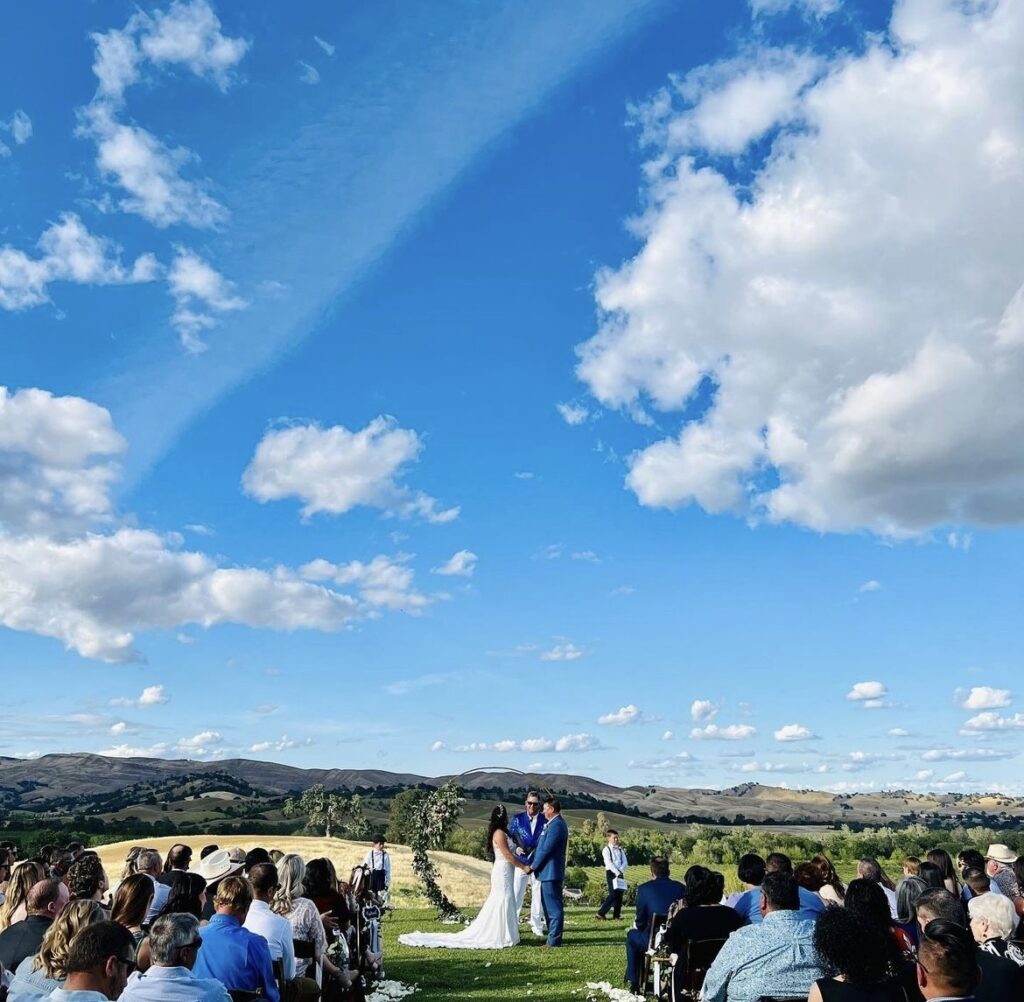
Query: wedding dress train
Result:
<box><xmin>398</xmin><ymin>842</ymin><xmax>520</xmax><ymax>950</ymax></box>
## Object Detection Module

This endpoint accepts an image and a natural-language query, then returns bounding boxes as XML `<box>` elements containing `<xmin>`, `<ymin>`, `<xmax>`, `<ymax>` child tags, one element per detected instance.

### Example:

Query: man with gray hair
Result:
<box><xmin>135</xmin><ymin>849</ymin><xmax>169</xmax><ymax>924</ymax></box>
<box><xmin>120</xmin><ymin>914</ymin><xmax>230</xmax><ymax>1002</ymax></box>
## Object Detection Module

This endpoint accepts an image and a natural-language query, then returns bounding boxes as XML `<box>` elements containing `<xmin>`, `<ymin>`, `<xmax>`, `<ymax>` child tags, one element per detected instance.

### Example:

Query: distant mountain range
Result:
<box><xmin>3</xmin><ymin>753</ymin><xmax>1023</xmax><ymax>827</ymax></box>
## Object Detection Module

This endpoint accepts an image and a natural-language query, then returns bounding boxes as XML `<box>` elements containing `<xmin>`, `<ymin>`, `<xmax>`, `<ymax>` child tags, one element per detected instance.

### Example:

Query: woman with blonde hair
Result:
<box><xmin>271</xmin><ymin>853</ymin><xmax>346</xmax><ymax>989</ymax></box>
<box><xmin>6</xmin><ymin>899</ymin><xmax>106</xmax><ymax>1000</ymax></box>
<box><xmin>0</xmin><ymin>860</ymin><xmax>47</xmax><ymax>931</ymax></box>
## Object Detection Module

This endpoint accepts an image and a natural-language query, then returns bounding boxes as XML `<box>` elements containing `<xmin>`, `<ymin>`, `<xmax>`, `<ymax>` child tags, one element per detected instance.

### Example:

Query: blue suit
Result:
<box><xmin>530</xmin><ymin>813</ymin><xmax>568</xmax><ymax>945</ymax></box>
<box><xmin>626</xmin><ymin>876</ymin><xmax>686</xmax><ymax>989</ymax></box>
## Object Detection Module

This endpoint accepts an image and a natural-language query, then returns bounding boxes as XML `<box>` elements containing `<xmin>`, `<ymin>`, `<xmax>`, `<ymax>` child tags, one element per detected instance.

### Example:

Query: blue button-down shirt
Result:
<box><xmin>701</xmin><ymin>910</ymin><xmax>824</xmax><ymax>1002</ymax></box>
<box><xmin>731</xmin><ymin>885</ymin><xmax>825</xmax><ymax>924</ymax></box>
<box><xmin>121</xmin><ymin>965</ymin><xmax>231</xmax><ymax>1002</ymax></box>
<box><xmin>193</xmin><ymin>913</ymin><xmax>280</xmax><ymax>1002</ymax></box>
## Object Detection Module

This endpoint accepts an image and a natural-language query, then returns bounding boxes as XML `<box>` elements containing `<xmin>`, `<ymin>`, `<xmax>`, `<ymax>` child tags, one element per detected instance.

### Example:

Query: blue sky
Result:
<box><xmin>3</xmin><ymin>0</ymin><xmax>1024</xmax><ymax>795</ymax></box>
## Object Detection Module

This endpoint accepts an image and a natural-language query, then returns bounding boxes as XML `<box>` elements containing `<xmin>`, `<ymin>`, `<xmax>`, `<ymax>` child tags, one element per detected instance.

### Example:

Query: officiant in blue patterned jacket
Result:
<box><xmin>509</xmin><ymin>791</ymin><xmax>548</xmax><ymax>936</ymax></box>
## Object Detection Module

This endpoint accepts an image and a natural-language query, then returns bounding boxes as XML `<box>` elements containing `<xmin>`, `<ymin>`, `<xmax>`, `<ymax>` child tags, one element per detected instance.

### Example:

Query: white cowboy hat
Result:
<box><xmin>984</xmin><ymin>843</ymin><xmax>1017</xmax><ymax>865</ymax></box>
<box><xmin>194</xmin><ymin>849</ymin><xmax>244</xmax><ymax>883</ymax></box>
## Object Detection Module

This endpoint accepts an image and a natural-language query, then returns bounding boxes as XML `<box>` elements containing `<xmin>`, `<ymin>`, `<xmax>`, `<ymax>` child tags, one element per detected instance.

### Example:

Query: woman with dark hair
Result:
<box><xmin>812</xmin><ymin>855</ymin><xmax>845</xmax><ymax>906</ymax></box>
<box><xmin>399</xmin><ymin>804</ymin><xmax>529</xmax><ymax>949</ymax></box>
<box><xmin>844</xmin><ymin>878</ymin><xmax>919</xmax><ymax>996</ymax></box>
<box><xmin>917</xmin><ymin>861</ymin><xmax>945</xmax><ymax>890</ymax></box>
<box><xmin>109</xmin><ymin>872</ymin><xmax>154</xmax><ymax>947</ymax></box>
<box><xmin>795</xmin><ymin>862</ymin><xmax>826</xmax><ymax>901</ymax></box>
<box><xmin>157</xmin><ymin>872</ymin><xmax>207</xmax><ymax>920</ymax></box>
<box><xmin>926</xmin><ymin>849</ymin><xmax>960</xmax><ymax>897</ymax></box>
<box><xmin>664</xmin><ymin>865</ymin><xmax>742</xmax><ymax>1000</ymax></box>
<box><xmin>894</xmin><ymin>876</ymin><xmax>927</xmax><ymax>952</ymax></box>
<box><xmin>304</xmin><ymin>856</ymin><xmax>355</xmax><ymax>957</ymax></box>
<box><xmin>810</xmin><ymin>907</ymin><xmax>906</xmax><ymax>1001</ymax></box>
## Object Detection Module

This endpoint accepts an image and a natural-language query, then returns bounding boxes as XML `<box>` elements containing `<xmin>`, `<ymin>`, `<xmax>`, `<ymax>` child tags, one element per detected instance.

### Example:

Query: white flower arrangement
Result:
<box><xmin>585</xmin><ymin>981</ymin><xmax>642</xmax><ymax>1001</ymax></box>
<box><xmin>367</xmin><ymin>979</ymin><xmax>419</xmax><ymax>1001</ymax></box>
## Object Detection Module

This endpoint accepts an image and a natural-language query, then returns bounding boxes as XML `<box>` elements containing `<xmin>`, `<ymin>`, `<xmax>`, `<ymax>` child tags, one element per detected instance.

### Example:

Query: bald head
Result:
<box><xmin>28</xmin><ymin>878</ymin><xmax>68</xmax><ymax>918</ymax></box>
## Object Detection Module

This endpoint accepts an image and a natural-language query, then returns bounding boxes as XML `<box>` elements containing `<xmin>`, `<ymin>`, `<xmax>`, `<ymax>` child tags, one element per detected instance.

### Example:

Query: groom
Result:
<box><xmin>526</xmin><ymin>797</ymin><xmax>569</xmax><ymax>947</ymax></box>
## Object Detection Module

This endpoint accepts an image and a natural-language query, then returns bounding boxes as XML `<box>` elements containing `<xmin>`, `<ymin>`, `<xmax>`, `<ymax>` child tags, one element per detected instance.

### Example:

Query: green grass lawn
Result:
<box><xmin>383</xmin><ymin>907</ymin><xmax>629</xmax><ymax>1000</ymax></box>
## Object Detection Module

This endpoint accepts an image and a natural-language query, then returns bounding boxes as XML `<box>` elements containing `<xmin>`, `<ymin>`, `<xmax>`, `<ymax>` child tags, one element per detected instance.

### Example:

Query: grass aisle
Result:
<box><xmin>383</xmin><ymin>908</ymin><xmax>629</xmax><ymax>1000</ymax></box>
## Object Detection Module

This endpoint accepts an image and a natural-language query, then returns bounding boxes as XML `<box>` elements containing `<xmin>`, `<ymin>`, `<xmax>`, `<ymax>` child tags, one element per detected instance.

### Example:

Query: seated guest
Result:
<box><xmin>8</xmin><ymin>900</ymin><xmax>106</xmax><ymax>1001</ymax></box>
<box><xmin>67</xmin><ymin>857</ymin><xmax>108</xmax><ymax>905</ymax></box>
<box><xmin>963</xmin><ymin>869</ymin><xmax>990</xmax><ymax>899</ymax></box>
<box><xmin>917</xmin><ymin>887</ymin><xmax>1024</xmax><ymax>1001</ymax></box>
<box><xmin>120</xmin><ymin>913</ymin><xmax>230</xmax><ymax>1002</ymax></box>
<box><xmin>200</xmin><ymin>846</ymin><xmax>219</xmax><ymax>861</ymax></box>
<box><xmin>795</xmin><ymin>862</ymin><xmax>826</xmax><ymax>902</ymax></box>
<box><xmin>731</xmin><ymin>852</ymin><xmax>825</xmax><ymax>923</ymax></box>
<box><xmin>903</xmin><ymin>857</ymin><xmax>922</xmax><ymax>878</ymax></box>
<box><xmin>810</xmin><ymin>906</ymin><xmax>906</xmax><ymax>1001</ymax></box>
<box><xmin>983</xmin><ymin>844</ymin><xmax>1020</xmax><ymax>899</ymax></box>
<box><xmin>894</xmin><ymin>876</ymin><xmax>927</xmax><ymax>953</ymax></box>
<box><xmin>927</xmin><ymin>850</ymin><xmax>961</xmax><ymax>897</ymax></box>
<box><xmin>811</xmin><ymin>855</ymin><xmax>845</xmax><ymax>906</ymax></box>
<box><xmin>0</xmin><ymin>880</ymin><xmax>69</xmax><ymax>973</ymax></box>
<box><xmin>1</xmin><ymin>861</ymin><xmax>49</xmax><ymax>931</ymax></box>
<box><xmin>136</xmin><ymin>873</ymin><xmax>207</xmax><ymax>974</ymax></box>
<box><xmin>133</xmin><ymin>851</ymin><xmax>167</xmax><ymax>925</ymax></box>
<box><xmin>843</xmin><ymin>879</ymin><xmax>915</xmax><ymax>991</ymax></box>
<box><xmin>701</xmin><ymin>872</ymin><xmax>824</xmax><ymax>1002</ymax></box>
<box><xmin>109</xmin><ymin>874</ymin><xmax>153</xmax><ymax>950</ymax></box>
<box><xmin>915</xmin><ymin>920</ymin><xmax>980</xmax><ymax>1001</ymax></box>
<box><xmin>967</xmin><ymin>891</ymin><xmax>1019</xmax><ymax>958</ymax></box>
<box><xmin>725</xmin><ymin>855</ymin><xmax>764</xmax><ymax>911</ymax></box>
<box><xmin>917</xmin><ymin>862</ymin><xmax>945</xmax><ymax>890</ymax></box>
<box><xmin>624</xmin><ymin>856</ymin><xmax>685</xmax><ymax>995</ymax></box>
<box><xmin>195</xmin><ymin>851</ymin><xmax>243</xmax><ymax>922</ymax></box>
<box><xmin>271</xmin><ymin>854</ymin><xmax>347</xmax><ymax>989</ymax></box>
<box><xmin>857</xmin><ymin>858</ymin><xmax>898</xmax><ymax>919</ymax></box>
<box><xmin>192</xmin><ymin>876</ymin><xmax>279</xmax><ymax>1002</ymax></box>
<box><xmin>664</xmin><ymin>866</ymin><xmax>741</xmax><ymax>1002</ymax></box>
<box><xmin>158</xmin><ymin>845</ymin><xmax>193</xmax><ymax>885</ymax></box>
<box><xmin>243</xmin><ymin>849</ymin><xmax>271</xmax><ymax>877</ymax></box>
<box><xmin>45</xmin><ymin>920</ymin><xmax>137</xmax><ymax>1001</ymax></box>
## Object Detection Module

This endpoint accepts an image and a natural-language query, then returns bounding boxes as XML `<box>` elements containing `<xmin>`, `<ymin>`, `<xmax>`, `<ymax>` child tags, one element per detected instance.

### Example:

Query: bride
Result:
<box><xmin>399</xmin><ymin>805</ymin><xmax>530</xmax><ymax>949</ymax></box>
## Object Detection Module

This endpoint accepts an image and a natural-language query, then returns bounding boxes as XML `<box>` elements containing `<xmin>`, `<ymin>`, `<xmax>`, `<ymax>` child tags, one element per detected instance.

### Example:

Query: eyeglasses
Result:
<box><xmin>185</xmin><ymin>939</ymin><xmax>203</xmax><ymax>950</ymax></box>
<box><xmin>526</xmin><ymin>802</ymin><xmax>540</xmax><ymax>807</ymax></box>
<box><xmin>118</xmin><ymin>956</ymin><xmax>137</xmax><ymax>976</ymax></box>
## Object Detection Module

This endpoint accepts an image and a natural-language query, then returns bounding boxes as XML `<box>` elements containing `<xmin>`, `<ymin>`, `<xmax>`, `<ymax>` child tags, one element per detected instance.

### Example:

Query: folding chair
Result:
<box><xmin>639</xmin><ymin>913</ymin><xmax>669</xmax><ymax>998</ymax></box>
<box><xmin>671</xmin><ymin>938</ymin><xmax>727</xmax><ymax>1001</ymax></box>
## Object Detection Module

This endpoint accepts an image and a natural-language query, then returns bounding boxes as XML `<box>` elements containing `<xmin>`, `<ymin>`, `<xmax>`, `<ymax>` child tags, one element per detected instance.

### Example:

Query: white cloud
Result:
<box><xmin>922</xmin><ymin>747</ymin><xmax>1016</xmax><ymax>762</ymax></box>
<box><xmin>1</xmin><ymin>110</ymin><xmax>32</xmax><ymax>146</ymax></box>
<box><xmin>598</xmin><ymin>704</ymin><xmax>645</xmax><ymax>726</ymax></box>
<box><xmin>774</xmin><ymin>723</ymin><xmax>815</xmax><ymax>742</ymax></box>
<box><xmin>299</xmin><ymin>61</ymin><xmax>320</xmax><ymax>85</ymax></box>
<box><xmin>662</xmin><ymin>730</ymin><xmax>674</xmax><ymax>741</ymax></box>
<box><xmin>576</xmin><ymin>1</ymin><xmax>1024</xmax><ymax>536</ymax></box>
<box><xmin>943</xmin><ymin>770</ymin><xmax>968</xmax><ymax>783</ymax></box>
<box><xmin>453</xmin><ymin>733</ymin><xmax>601</xmax><ymax>754</ymax></box>
<box><xmin>629</xmin><ymin>751</ymin><xmax>695</xmax><ymax>769</ymax></box>
<box><xmin>540</xmin><ymin>642</ymin><xmax>586</xmax><ymax>662</ymax></box>
<box><xmin>610</xmin><ymin>585</ymin><xmax>635</xmax><ymax>597</ymax></box>
<box><xmin>0</xmin><ymin>213</ymin><xmax>157</xmax><ymax>312</ymax></box>
<box><xmin>432</xmin><ymin>549</ymin><xmax>477</xmax><ymax>577</ymax></box>
<box><xmin>430</xmin><ymin>740</ymin><xmax>445</xmax><ymax>752</ymax></box>
<box><xmin>859</xmin><ymin>580</ymin><xmax>881</xmax><ymax>593</ymax></box>
<box><xmin>960</xmin><ymin>711</ymin><xmax>1024</xmax><ymax>733</ymax></box>
<box><xmin>556</xmin><ymin>402</ymin><xmax>590</xmax><ymax>426</ymax></box>
<box><xmin>382</xmin><ymin>672</ymin><xmax>456</xmax><ymax>696</ymax></box>
<box><xmin>958</xmin><ymin>685</ymin><xmax>1012</xmax><ymax>710</ymax></box>
<box><xmin>690</xmin><ymin>699</ymin><xmax>720</xmax><ymax>722</ymax></box>
<box><xmin>168</xmin><ymin>247</ymin><xmax>246</xmax><ymax>352</ymax></box>
<box><xmin>300</xmin><ymin>553</ymin><xmax>431</xmax><ymax>613</ymax></box>
<box><xmin>0</xmin><ymin>385</ymin><xmax>126</xmax><ymax>533</ymax></box>
<box><xmin>177</xmin><ymin>730</ymin><xmax>221</xmax><ymax>753</ymax></box>
<box><xmin>314</xmin><ymin>36</ymin><xmax>335</xmax><ymax>56</ymax></box>
<box><xmin>690</xmin><ymin>722</ymin><xmax>756</xmax><ymax>740</ymax></box>
<box><xmin>110</xmin><ymin>721</ymin><xmax>134</xmax><ymax>736</ymax></box>
<box><xmin>571</xmin><ymin>550</ymin><xmax>601</xmax><ymax>564</ymax></box>
<box><xmin>0</xmin><ymin>527</ymin><xmax>362</xmax><ymax>662</ymax></box>
<box><xmin>846</xmin><ymin>681</ymin><xmax>887</xmax><ymax>703</ymax></box>
<box><xmin>110</xmin><ymin>684</ymin><xmax>169</xmax><ymax>708</ymax></box>
<box><xmin>915</xmin><ymin>769</ymin><xmax>935</xmax><ymax>781</ymax></box>
<box><xmin>250</xmin><ymin>735</ymin><xmax>307</xmax><ymax>753</ymax></box>
<box><xmin>888</xmin><ymin>727</ymin><xmax>910</xmax><ymax>737</ymax></box>
<box><xmin>513</xmin><ymin>471</ymin><xmax>535</xmax><ymax>480</ymax></box>
<box><xmin>97</xmin><ymin>742</ymin><xmax>171</xmax><ymax>759</ymax></box>
<box><xmin>749</xmin><ymin>0</ymin><xmax>840</xmax><ymax>16</ymax></box>
<box><xmin>243</xmin><ymin>417</ymin><xmax>458</xmax><ymax>523</ymax></box>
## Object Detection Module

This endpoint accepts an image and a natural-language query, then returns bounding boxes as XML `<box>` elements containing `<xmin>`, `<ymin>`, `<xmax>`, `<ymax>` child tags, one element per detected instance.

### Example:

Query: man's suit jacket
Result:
<box><xmin>530</xmin><ymin>814</ymin><xmax>568</xmax><ymax>882</ymax></box>
<box><xmin>634</xmin><ymin>876</ymin><xmax>686</xmax><ymax>932</ymax></box>
<box><xmin>508</xmin><ymin>811</ymin><xmax>547</xmax><ymax>860</ymax></box>
<box><xmin>0</xmin><ymin>915</ymin><xmax>52</xmax><ymax>972</ymax></box>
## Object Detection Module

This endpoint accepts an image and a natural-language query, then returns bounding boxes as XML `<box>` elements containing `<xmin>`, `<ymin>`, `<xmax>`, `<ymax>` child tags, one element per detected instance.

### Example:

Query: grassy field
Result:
<box><xmin>384</xmin><ymin>907</ymin><xmax>627</xmax><ymax>1001</ymax></box>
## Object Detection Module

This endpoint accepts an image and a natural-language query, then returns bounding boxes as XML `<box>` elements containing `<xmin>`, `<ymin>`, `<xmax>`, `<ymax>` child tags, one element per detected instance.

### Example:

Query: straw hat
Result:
<box><xmin>984</xmin><ymin>843</ymin><xmax>1016</xmax><ymax>865</ymax></box>
<box><xmin>194</xmin><ymin>849</ymin><xmax>244</xmax><ymax>883</ymax></box>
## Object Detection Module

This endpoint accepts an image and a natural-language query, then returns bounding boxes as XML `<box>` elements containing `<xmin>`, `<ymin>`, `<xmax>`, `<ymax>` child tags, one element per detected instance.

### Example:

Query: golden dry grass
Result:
<box><xmin>91</xmin><ymin>834</ymin><xmax>493</xmax><ymax>906</ymax></box>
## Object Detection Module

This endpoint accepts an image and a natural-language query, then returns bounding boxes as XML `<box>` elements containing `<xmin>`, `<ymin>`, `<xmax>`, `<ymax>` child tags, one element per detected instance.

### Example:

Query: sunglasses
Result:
<box><xmin>526</xmin><ymin>802</ymin><xmax>540</xmax><ymax>807</ymax></box>
<box><xmin>119</xmin><ymin>957</ymin><xmax>137</xmax><ymax>976</ymax></box>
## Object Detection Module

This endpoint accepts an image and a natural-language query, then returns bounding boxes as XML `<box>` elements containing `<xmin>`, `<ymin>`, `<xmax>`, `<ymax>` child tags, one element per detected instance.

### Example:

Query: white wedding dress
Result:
<box><xmin>399</xmin><ymin>837</ymin><xmax>520</xmax><ymax>950</ymax></box>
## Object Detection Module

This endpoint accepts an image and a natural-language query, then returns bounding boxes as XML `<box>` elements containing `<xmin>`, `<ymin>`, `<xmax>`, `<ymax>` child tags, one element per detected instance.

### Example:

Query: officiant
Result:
<box><xmin>509</xmin><ymin>791</ymin><xmax>547</xmax><ymax>936</ymax></box>
<box><xmin>596</xmin><ymin>829</ymin><xmax>629</xmax><ymax>920</ymax></box>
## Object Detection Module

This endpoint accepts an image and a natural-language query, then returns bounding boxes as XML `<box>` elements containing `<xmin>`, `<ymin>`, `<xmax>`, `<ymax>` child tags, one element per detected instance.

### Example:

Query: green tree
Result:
<box><xmin>283</xmin><ymin>785</ymin><xmax>349</xmax><ymax>838</ymax></box>
<box><xmin>386</xmin><ymin>789</ymin><xmax>427</xmax><ymax>844</ymax></box>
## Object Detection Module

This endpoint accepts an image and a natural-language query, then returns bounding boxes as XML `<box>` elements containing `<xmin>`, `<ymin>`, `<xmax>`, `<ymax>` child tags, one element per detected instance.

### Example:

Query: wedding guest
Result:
<box><xmin>927</xmin><ymin>850</ymin><xmax>961</xmax><ymax>897</ymax></box>
<box><xmin>732</xmin><ymin>852</ymin><xmax>824</xmax><ymax>923</ymax></box>
<box><xmin>917</xmin><ymin>862</ymin><xmax>945</xmax><ymax>890</ymax></box>
<box><xmin>67</xmin><ymin>857</ymin><xmax>108</xmax><ymax>905</ymax></box>
<box><xmin>725</xmin><ymin>855</ymin><xmax>764</xmax><ymax>911</ymax></box>
<box><xmin>915</xmin><ymin>920</ymin><xmax>981</xmax><ymax>1001</ymax></box>
<box><xmin>109</xmin><ymin>874</ymin><xmax>154</xmax><ymax>950</ymax></box>
<box><xmin>243</xmin><ymin>849</ymin><xmax>270</xmax><ymax>876</ymax></box>
<box><xmin>0</xmin><ymin>880</ymin><xmax>69</xmax><ymax>973</ymax></box>
<box><xmin>623</xmin><ymin>857</ymin><xmax>685</xmax><ymax>995</ymax></box>
<box><xmin>136</xmin><ymin>873</ymin><xmax>208</xmax><ymax>974</ymax></box>
<box><xmin>967</xmin><ymin>891</ymin><xmax>1018</xmax><ymax>957</ymax></box>
<box><xmin>903</xmin><ymin>857</ymin><xmax>921</xmax><ymax>878</ymax></box>
<box><xmin>46</xmin><ymin>920</ymin><xmax>137</xmax><ymax>1001</ymax></box>
<box><xmin>894</xmin><ymin>876</ymin><xmax>927</xmax><ymax>953</ymax></box>
<box><xmin>596</xmin><ymin>830</ymin><xmax>628</xmax><ymax>921</ymax></box>
<box><xmin>702</xmin><ymin>872</ymin><xmax>824</xmax><ymax>1002</ymax></box>
<box><xmin>795</xmin><ymin>862</ymin><xmax>826</xmax><ymax>902</ymax></box>
<box><xmin>120</xmin><ymin>913</ymin><xmax>229</xmax><ymax>1002</ymax></box>
<box><xmin>7</xmin><ymin>900</ymin><xmax>105</xmax><ymax>1002</ymax></box>
<box><xmin>984</xmin><ymin>844</ymin><xmax>1021</xmax><ymax>900</ymax></box>
<box><xmin>810</xmin><ymin>906</ymin><xmax>906</xmax><ymax>1001</ymax></box>
<box><xmin>199</xmin><ymin>846</ymin><xmax>219</xmax><ymax>861</ymax></box>
<box><xmin>811</xmin><ymin>855</ymin><xmax>845</xmax><ymax>906</ymax></box>
<box><xmin>303</xmin><ymin>857</ymin><xmax>354</xmax><ymax>952</ymax></box>
<box><xmin>194</xmin><ymin>850</ymin><xmax>243</xmax><ymax>922</ymax></box>
<box><xmin>158</xmin><ymin>846</ymin><xmax>193</xmax><ymax>886</ymax></box>
<box><xmin>134</xmin><ymin>850</ymin><xmax>168</xmax><ymax>925</ymax></box>
<box><xmin>0</xmin><ymin>861</ymin><xmax>48</xmax><ymax>931</ymax></box>
<box><xmin>857</xmin><ymin>859</ymin><xmax>898</xmax><ymax>919</ymax></box>
<box><xmin>963</xmin><ymin>869</ymin><xmax>991</xmax><ymax>900</ymax></box>
<box><xmin>193</xmin><ymin>876</ymin><xmax>279</xmax><ymax>1002</ymax></box>
<box><xmin>664</xmin><ymin>866</ymin><xmax>741</xmax><ymax>1001</ymax></box>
